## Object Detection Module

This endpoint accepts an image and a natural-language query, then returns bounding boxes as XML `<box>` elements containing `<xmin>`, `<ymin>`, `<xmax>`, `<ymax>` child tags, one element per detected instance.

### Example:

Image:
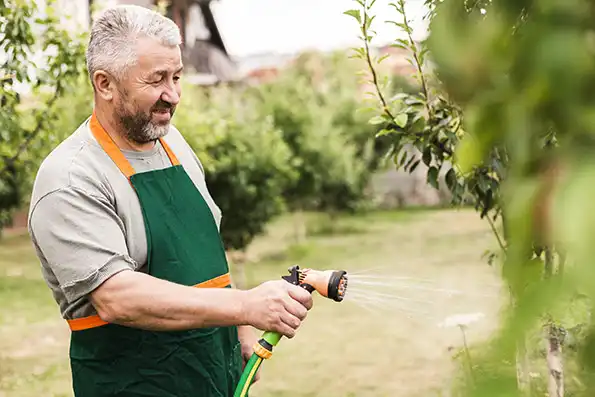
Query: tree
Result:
<box><xmin>346</xmin><ymin>0</ymin><xmax>591</xmax><ymax>395</ymax></box>
<box><xmin>252</xmin><ymin>51</ymin><xmax>387</xmax><ymax>239</ymax></box>
<box><xmin>171</xmin><ymin>83</ymin><xmax>298</xmax><ymax>252</ymax></box>
<box><xmin>0</xmin><ymin>0</ymin><xmax>87</xmax><ymax>233</ymax></box>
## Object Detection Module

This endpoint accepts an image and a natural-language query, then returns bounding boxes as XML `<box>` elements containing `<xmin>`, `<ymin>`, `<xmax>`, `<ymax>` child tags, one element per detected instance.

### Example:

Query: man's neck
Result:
<box><xmin>94</xmin><ymin>106</ymin><xmax>156</xmax><ymax>152</ymax></box>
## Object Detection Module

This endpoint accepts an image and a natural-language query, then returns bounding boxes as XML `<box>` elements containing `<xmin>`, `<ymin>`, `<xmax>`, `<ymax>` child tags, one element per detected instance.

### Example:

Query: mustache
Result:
<box><xmin>151</xmin><ymin>99</ymin><xmax>174</xmax><ymax>112</ymax></box>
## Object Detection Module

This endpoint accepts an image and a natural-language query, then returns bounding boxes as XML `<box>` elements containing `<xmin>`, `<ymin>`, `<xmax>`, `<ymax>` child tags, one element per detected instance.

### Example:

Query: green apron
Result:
<box><xmin>67</xmin><ymin>112</ymin><xmax>243</xmax><ymax>396</ymax></box>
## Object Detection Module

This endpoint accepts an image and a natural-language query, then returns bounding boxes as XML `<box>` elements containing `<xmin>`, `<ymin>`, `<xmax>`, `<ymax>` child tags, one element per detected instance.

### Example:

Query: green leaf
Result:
<box><xmin>365</xmin><ymin>15</ymin><xmax>376</xmax><ymax>31</ymax></box>
<box><xmin>375</xmin><ymin>128</ymin><xmax>394</xmax><ymax>137</ymax></box>
<box><xmin>390</xmin><ymin>42</ymin><xmax>408</xmax><ymax>50</ymax></box>
<box><xmin>445</xmin><ymin>168</ymin><xmax>457</xmax><ymax>190</ymax></box>
<box><xmin>419</xmin><ymin>47</ymin><xmax>430</xmax><ymax>65</ymax></box>
<box><xmin>395</xmin><ymin>38</ymin><xmax>410</xmax><ymax>48</ymax></box>
<box><xmin>369</xmin><ymin>115</ymin><xmax>386</xmax><ymax>125</ymax></box>
<box><xmin>398</xmin><ymin>150</ymin><xmax>408</xmax><ymax>167</ymax></box>
<box><xmin>388</xmin><ymin>2</ymin><xmax>403</xmax><ymax>13</ymax></box>
<box><xmin>422</xmin><ymin>146</ymin><xmax>432</xmax><ymax>166</ymax></box>
<box><xmin>405</xmin><ymin>155</ymin><xmax>417</xmax><ymax>170</ymax></box>
<box><xmin>377</xmin><ymin>53</ymin><xmax>391</xmax><ymax>64</ymax></box>
<box><xmin>409</xmin><ymin>159</ymin><xmax>421</xmax><ymax>172</ymax></box>
<box><xmin>343</xmin><ymin>9</ymin><xmax>362</xmax><ymax>24</ymax></box>
<box><xmin>395</xmin><ymin>113</ymin><xmax>408</xmax><ymax>128</ymax></box>
<box><xmin>427</xmin><ymin>166</ymin><xmax>439</xmax><ymax>189</ymax></box>
<box><xmin>386</xmin><ymin>21</ymin><xmax>409</xmax><ymax>32</ymax></box>
<box><xmin>456</xmin><ymin>134</ymin><xmax>482</xmax><ymax>174</ymax></box>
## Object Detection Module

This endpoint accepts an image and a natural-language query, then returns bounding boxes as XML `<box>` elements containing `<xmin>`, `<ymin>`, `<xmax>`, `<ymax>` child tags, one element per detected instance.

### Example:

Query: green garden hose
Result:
<box><xmin>233</xmin><ymin>331</ymin><xmax>282</xmax><ymax>397</ymax></box>
<box><xmin>233</xmin><ymin>266</ymin><xmax>348</xmax><ymax>397</ymax></box>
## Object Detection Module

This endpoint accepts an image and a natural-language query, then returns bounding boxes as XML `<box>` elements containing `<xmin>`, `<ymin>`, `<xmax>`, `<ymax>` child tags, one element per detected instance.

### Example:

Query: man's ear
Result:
<box><xmin>92</xmin><ymin>70</ymin><xmax>115</xmax><ymax>101</ymax></box>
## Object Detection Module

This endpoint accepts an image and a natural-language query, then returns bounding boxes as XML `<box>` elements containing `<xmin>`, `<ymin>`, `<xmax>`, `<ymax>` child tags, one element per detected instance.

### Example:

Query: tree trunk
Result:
<box><xmin>516</xmin><ymin>338</ymin><xmax>531</xmax><ymax>394</ymax></box>
<box><xmin>543</xmin><ymin>248</ymin><xmax>564</xmax><ymax>397</ymax></box>
<box><xmin>558</xmin><ymin>249</ymin><xmax>566</xmax><ymax>277</ymax></box>
<box><xmin>545</xmin><ymin>324</ymin><xmax>564</xmax><ymax>397</ymax></box>
<box><xmin>544</xmin><ymin>246</ymin><xmax>554</xmax><ymax>278</ymax></box>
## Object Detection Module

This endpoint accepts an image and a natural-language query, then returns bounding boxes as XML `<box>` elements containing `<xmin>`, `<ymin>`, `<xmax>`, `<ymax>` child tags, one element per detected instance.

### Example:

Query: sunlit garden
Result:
<box><xmin>3</xmin><ymin>0</ymin><xmax>595</xmax><ymax>396</ymax></box>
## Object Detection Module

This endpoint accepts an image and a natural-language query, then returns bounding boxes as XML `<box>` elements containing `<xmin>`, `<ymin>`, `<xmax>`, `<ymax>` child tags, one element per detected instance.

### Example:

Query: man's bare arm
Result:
<box><xmin>90</xmin><ymin>269</ymin><xmax>247</xmax><ymax>330</ymax></box>
<box><xmin>90</xmin><ymin>269</ymin><xmax>314</xmax><ymax>337</ymax></box>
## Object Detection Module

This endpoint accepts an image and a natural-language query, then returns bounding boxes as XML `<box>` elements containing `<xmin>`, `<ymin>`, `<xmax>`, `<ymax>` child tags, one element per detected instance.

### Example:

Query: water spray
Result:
<box><xmin>233</xmin><ymin>265</ymin><xmax>348</xmax><ymax>397</ymax></box>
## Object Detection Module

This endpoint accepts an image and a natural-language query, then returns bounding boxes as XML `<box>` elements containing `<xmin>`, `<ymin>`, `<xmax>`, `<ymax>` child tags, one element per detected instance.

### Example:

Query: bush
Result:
<box><xmin>252</xmin><ymin>51</ymin><xmax>387</xmax><ymax>213</ymax></box>
<box><xmin>174</xmin><ymin>84</ymin><xmax>298</xmax><ymax>251</ymax></box>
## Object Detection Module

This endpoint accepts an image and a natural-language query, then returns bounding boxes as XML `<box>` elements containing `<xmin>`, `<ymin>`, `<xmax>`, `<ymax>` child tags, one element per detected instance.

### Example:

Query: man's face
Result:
<box><xmin>112</xmin><ymin>37</ymin><xmax>183</xmax><ymax>144</ymax></box>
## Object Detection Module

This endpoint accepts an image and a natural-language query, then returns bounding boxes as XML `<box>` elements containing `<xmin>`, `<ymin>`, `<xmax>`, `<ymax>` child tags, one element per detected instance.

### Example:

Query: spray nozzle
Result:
<box><xmin>236</xmin><ymin>265</ymin><xmax>349</xmax><ymax>396</ymax></box>
<box><xmin>282</xmin><ymin>265</ymin><xmax>348</xmax><ymax>302</ymax></box>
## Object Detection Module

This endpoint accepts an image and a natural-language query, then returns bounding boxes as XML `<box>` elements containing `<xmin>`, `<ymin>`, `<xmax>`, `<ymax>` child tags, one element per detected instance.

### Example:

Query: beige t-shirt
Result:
<box><xmin>28</xmin><ymin>116</ymin><xmax>223</xmax><ymax>320</ymax></box>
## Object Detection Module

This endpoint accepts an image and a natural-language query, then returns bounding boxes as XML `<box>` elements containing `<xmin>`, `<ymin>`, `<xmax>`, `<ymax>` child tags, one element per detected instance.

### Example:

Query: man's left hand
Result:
<box><xmin>238</xmin><ymin>325</ymin><xmax>261</xmax><ymax>384</ymax></box>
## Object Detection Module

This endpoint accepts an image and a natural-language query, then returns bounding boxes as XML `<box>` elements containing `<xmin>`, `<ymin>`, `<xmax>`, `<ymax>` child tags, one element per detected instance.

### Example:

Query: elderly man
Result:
<box><xmin>27</xmin><ymin>5</ymin><xmax>313</xmax><ymax>397</ymax></box>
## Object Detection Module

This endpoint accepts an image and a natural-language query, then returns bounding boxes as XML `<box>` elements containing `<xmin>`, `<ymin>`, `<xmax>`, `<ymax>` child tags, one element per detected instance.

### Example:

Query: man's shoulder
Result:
<box><xmin>163</xmin><ymin>123</ymin><xmax>191</xmax><ymax>152</ymax></box>
<box><xmin>30</xmin><ymin>118</ymin><xmax>117</xmax><ymax>210</ymax></box>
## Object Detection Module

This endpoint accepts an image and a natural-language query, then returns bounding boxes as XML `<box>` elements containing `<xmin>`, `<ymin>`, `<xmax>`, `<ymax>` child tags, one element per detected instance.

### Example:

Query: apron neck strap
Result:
<box><xmin>89</xmin><ymin>110</ymin><xmax>181</xmax><ymax>179</ymax></box>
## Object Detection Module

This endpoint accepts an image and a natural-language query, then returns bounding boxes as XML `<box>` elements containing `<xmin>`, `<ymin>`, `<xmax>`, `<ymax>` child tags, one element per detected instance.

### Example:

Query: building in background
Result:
<box><xmin>30</xmin><ymin>0</ymin><xmax>428</xmax><ymax>85</ymax></box>
<box><xmin>92</xmin><ymin>0</ymin><xmax>240</xmax><ymax>84</ymax></box>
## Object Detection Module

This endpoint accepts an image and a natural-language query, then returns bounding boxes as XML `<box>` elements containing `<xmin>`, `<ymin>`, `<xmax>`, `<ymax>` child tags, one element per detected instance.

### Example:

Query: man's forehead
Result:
<box><xmin>135</xmin><ymin>37</ymin><xmax>182</xmax><ymax>72</ymax></box>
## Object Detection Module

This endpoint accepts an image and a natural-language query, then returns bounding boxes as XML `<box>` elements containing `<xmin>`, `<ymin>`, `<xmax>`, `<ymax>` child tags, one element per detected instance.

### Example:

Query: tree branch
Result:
<box><xmin>399</xmin><ymin>0</ymin><xmax>432</xmax><ymax>121</ymax></box>
<box><xmin>0</xmin><ymin>81</ymin><xmax>62</xmax><ymax>176</ymax></box>
<box><xmin>361</xmin><ymin>4</ymin><xmax>397</xmax><ymax>124</ymax></box>
<box><xmin>486</xmin><ymin>211</ymin><xmax>506</xmax><ymax>252</ymax></box>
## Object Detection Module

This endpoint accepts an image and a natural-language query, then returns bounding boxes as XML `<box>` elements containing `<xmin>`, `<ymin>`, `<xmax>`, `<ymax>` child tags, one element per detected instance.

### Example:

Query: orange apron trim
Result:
<box><xmin>70</xmin><ymin>112</ymin><xmax>221</xmax><ymax>332</ymax></box>
<box><xmin>67</xmin><ymin>272</ymin><xmax>232</xmax><ymax>331</ymax></box>
<box><xmin>89</xmin><ymin>110</ymin><xmax>181</xmax><ymax>179</ymax></box>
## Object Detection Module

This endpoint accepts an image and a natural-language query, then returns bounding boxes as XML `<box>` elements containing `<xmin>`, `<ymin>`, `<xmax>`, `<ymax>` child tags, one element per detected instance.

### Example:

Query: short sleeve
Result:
<box><xmin>29</xmin><ymin>186</ymin><xmax>137</xmax><ymax>303</ymax></box>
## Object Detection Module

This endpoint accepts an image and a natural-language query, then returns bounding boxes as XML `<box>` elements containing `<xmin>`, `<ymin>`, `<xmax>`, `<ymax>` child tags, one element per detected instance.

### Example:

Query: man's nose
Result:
<box><xmin>162</xmin><ymin>85</ymin><xmax>180</xmax><ymax>106</ymax></box>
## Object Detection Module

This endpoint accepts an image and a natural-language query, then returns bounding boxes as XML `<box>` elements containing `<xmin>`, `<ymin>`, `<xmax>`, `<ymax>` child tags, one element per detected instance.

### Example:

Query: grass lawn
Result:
<box><xmin>0</xmin><ymin>208</ymin><xmax>505</xmax><ymax>397</ymax></box>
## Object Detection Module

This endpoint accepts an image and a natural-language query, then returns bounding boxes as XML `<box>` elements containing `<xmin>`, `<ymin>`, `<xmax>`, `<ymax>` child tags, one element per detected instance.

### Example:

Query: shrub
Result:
<box><xmin>252</xmin><ymin>51</ymin><xmax>387</xmax><ymax>214</ymax></box>
<box><xmin>174</xmin><ymin>84</ymin><xmax>298</xmax><ymax>251</ymax></box>
<box><xmin>0</xmin><ymin>0</ymin><xmax>87</xmax><ymax>232</ymax></box>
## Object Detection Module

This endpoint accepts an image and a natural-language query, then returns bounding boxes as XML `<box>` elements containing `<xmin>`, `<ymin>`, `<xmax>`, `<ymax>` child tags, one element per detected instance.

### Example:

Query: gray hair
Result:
<box><xmin>86</xmin><ymin>5</ymin><xmax>182</xmax><ymax>86</ymax></box>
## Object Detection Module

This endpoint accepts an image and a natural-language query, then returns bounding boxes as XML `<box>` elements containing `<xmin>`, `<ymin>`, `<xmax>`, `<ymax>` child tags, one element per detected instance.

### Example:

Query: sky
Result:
<box><xmin>209</xmin><ymin>0</ymin><xmax>431</xmax><ymax>58</ymax></box>
<box><xmin>4</xmin><ymin>0</ymin><xmax>431</xmax><ymax>93</ymax></box>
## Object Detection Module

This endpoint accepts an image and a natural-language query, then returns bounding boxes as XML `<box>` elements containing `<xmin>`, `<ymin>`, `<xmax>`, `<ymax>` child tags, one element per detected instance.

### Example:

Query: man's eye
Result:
<box><xmin>173</xmin><ymin>76</ymin><xmax>180</xmax><ymax>82</ymax></box>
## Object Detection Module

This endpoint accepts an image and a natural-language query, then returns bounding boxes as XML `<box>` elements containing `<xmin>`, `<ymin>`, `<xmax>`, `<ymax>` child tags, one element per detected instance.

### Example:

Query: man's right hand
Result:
<box><xmin>241</xmin><ymin>280</ymin><xmax>314</xmax><ymax>338</ymax></box>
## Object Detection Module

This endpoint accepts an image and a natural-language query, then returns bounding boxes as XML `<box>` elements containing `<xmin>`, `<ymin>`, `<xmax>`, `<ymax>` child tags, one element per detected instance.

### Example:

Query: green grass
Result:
<box><xmin>0</xmin><ymin>208</ymin><xmax>504</xmax><ymax>397</ymax></box>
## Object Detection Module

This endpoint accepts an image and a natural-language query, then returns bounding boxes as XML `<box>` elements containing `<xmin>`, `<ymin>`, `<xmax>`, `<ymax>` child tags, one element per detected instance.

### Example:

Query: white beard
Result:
<box><xmin>140</xmin><ymin>121</ymin><xmax>169</xmax><ymax>142</ymax></box>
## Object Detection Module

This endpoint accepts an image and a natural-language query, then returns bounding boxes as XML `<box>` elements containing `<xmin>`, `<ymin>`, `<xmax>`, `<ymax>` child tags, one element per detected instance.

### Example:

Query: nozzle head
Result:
<box><xmin>327</xmin><ymin>270</ymin><xmax>348</xmax><ymax>302</ymax></box>
<box><xmin>299</xmin><ymin>268</ymin><xmax>348</xmax><ymax>302</ymax></box>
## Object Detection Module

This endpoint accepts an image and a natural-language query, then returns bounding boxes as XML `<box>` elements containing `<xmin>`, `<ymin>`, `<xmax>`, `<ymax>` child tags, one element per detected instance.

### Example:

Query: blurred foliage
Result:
<box><xmin>426</xmin><ymin>0</ymin><xmax>595</xmax><ymax>394</ymax></box>
<box><xmin>0</xmin><ymin>0</ymin><xmax>87</xmax><ymax>232</ymax></box>
<box><xmin>252</xmin><ymin>51</ymin><xmax>390</xmax><ymax>214</ymax></box>
<box><xmin>346</xmin><ymin>0</ymin><xmax>504</xmax><ymax>231</ymax></box>
<box><xmin>176</xmin><ymin>51</ymin><xmax>389</xmax><ymax>249</ymax></box>
<box><xmin>346</xmin><ymin>0</ymin><xmax>595</xmax><ymax>395</ymax></box>
<box><xmin>172</xmin><ymin>84</ymin><xmax>298</xmax><ymax>251</ymax></box>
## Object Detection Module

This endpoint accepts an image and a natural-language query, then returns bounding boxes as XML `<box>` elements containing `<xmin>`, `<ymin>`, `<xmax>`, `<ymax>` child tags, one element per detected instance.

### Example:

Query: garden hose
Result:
<box><xmin>233</xmin><ymin>265</ymin><xmax>349</xmax><ymax>397</ymax></box>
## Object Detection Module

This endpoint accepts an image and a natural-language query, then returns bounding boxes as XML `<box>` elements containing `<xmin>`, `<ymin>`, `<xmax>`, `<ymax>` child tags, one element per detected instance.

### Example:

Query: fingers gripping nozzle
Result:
<box><xmin>253</xmin><ymin>266</ymin><xmax>349</xmax><ymax>360</ymax></box>
<box><xmin>282</xmin><ymin>265</ymin><xmax>348</xmax><ymax>302</ymax></box>
<box><xmin>241</xmin><ymin>266</ymin><xmax>349</xmax><ymax>397</ymax></box>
